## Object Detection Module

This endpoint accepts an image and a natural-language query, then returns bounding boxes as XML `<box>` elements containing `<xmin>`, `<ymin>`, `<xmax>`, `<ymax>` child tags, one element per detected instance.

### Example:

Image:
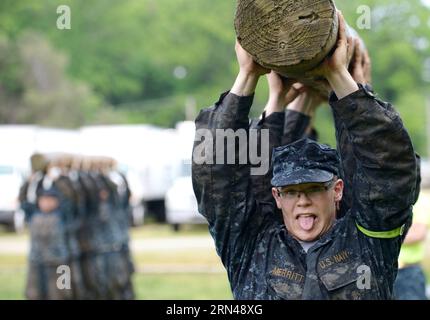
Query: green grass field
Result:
<box><xmin>129</xmin><ymin>223</ymin><xmax>210</xmax><ymax>238</ymax></box>
<box><xmin>0</xmin><ymin>224</ymin><xmax>232</xmax><ymax>300</ymax></box>
<box><xmin>1</xmin><ymin>223</ymin><xmax>429</xmax><ymax>300</ymax></box>
<box><xmin>0</xmin><ymin>265</ymin><xmax>232</xmax><ymax>300</ymax></box>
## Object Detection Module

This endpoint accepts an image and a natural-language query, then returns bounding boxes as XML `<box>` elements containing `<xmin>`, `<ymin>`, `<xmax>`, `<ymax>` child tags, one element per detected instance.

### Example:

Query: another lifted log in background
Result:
<box><xmin>235</xmin><ymin>0</ymin><xmax>360</xmax><ymax>95</ymax></box>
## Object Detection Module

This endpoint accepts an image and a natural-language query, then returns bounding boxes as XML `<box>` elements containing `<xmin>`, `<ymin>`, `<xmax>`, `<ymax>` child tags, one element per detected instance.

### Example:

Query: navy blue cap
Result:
<box><xmin>39</xmin><ymin>187</ymin><xmax>60</xmax><ymax>198</ymax></box>
<box><xmin>271</xmin><ymin>138</ymin><xmax>340</xmax><ymax>187</ymax></box>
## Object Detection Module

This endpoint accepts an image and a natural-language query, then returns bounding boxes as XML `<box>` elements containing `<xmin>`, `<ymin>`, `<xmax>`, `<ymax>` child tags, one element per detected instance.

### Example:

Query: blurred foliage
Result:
<box><xmin>0</xmin><ymin>32</ymin><xmax>103</xmax><ymax>127</ymax></box>
<box><xmin>0</xmin><ymin>0</ymin><xmax>429</xmax><ymax>154</ymax></box>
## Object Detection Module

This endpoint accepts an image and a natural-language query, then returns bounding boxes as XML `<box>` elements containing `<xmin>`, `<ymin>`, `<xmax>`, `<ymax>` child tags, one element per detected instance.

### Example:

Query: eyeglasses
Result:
<box><xmin>277</xmin><ymin>180</ymin><xmax>335</xmax><ymax>201</ymax></box>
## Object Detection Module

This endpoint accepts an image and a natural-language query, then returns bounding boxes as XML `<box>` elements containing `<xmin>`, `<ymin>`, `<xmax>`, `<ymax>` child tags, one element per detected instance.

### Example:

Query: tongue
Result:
<box><xmin>298</xmin><ymin>216</ymin><xmax>315</xmax><ymax>231</ymax></box>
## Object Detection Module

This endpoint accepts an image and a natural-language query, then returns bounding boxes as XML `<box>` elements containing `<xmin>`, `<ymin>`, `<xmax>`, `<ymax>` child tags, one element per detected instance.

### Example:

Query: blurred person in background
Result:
<box><xmin>25</xmin><ymin>187</ymin><xmax>73</xmax><ymax>300</ymax></box>
<box><xmin>21</xmin><ymin>154</ymin><xmax>135</xmax><ymax>300</ymax></box>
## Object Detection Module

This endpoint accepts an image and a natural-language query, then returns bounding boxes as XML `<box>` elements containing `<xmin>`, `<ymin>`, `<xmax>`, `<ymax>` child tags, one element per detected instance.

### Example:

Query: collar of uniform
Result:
<box><xmin>309</xmin><ymin>218</ymin><xmax>342</xmax><ymax>252</ymax></box>
<box><xmin>280</xmin><ymin>227</ymin><xmax>308</xmax><ymax>257</ymax></box>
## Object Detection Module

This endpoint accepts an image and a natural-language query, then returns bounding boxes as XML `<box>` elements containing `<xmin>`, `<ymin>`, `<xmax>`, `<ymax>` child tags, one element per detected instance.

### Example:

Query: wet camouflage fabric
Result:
<box><xmin>394</xmin><ymin>265</ymin><xmax>428</xmax><ymax>300</ymax></box>
<box><xmin>282</xmin><ymin>110</ymin><xmax>311</xmax><ymax>145</ymax></box>
<box><xmin>192</xmin><ymin>86</ymin><xmax>417</xmax><ymax>299</ymax></box>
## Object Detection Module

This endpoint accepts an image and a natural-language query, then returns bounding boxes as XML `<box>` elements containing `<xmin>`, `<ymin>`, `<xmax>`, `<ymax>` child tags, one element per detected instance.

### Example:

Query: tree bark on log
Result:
<box><xmin>234</xmin><ymin>0</ymin><xmax>360</xmax><ymax>95</ymax></box>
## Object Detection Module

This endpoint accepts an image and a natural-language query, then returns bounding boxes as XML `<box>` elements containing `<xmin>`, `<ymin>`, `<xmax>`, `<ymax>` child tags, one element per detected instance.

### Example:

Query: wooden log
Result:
<box><xmin>234</xmin><ymin>0</ymin><xmax>362</xmax><ymax>95</ymax></box>
<box><xmin>235</xmin><ymin>0</ymin><xmax>338</xmax><ymax>75</ymax></box>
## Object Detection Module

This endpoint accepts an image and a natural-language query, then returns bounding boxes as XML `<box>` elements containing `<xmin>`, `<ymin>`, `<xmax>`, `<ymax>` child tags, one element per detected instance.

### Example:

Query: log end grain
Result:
<box><xmin>235</xmin><ymin>0</ymin><xmax>339</xmax><ymax>75</ymax></box>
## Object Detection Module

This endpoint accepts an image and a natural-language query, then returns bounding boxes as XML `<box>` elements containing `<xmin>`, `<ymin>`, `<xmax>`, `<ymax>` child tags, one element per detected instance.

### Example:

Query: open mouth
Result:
<box><xmin>297</xmin><ymin>214</ymin><xmax>317</xmax><ymax>231</ymax></box>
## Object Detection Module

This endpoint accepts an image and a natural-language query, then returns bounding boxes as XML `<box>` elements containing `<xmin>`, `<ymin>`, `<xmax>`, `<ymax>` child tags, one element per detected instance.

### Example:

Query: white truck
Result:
<box><xmin>0</xmin><ymin>125</ymin><xmax>36</xmax><ymax>232</ymax></box>
<box><xmin>79</xmin><ymin>125</ymin><xmax>179</xmax><ymax>224</ymax></box>
<box><xmin>165</xmin><ymin>121</ymin><xmax>206</xmax><ymax>231</ymax></box>
<box><xmin>0</xmin><ymin>163</ymin><xmax>26</xmax><ymax>232</ymax></box>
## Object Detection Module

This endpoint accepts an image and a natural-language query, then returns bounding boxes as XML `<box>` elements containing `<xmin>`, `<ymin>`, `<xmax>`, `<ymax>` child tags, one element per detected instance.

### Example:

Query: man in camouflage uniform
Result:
<box><xmin>25</xmin><ymin>187</ymin><xmax>73</xmax><ymax>300</ymax></box>
<box><xmin>79</xmin><ymin>159</ymin><xmax>134</xmax><ymax>300</ymax></box>
<box><xmin>106</xmin><ymin>160</ymin><xmax>135</xmax><ymax>299</ymax></box>
<box><xmin>192</xmin><ymin>13</ymin><xmax>418</xmax><ymax>299</ymax></box>
<box><xmin>96</xmin><ymin>161</ymin><xmax>134</xmax><ymax>300</ymax></box>
<box><xmin>19</xmin><ymin>154</ymin><xmax>49</xmax><ymax>223</ymax></box>
<box><xmin>75</xmin><ymin>159</ymin><xmax>102</xmax><ymax>299</ymax></box>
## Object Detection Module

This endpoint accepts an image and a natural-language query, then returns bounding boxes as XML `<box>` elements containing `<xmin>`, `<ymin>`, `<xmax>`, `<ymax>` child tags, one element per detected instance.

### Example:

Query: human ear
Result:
<box><xmin>272</xmin><ymin>187</ymin><xmax>282</xmax><ymax>209</ymax></box>
<box><xmin>334</xmin><ymin>179</ymin><xmax>344</xmax><ymax>202</ymax></box>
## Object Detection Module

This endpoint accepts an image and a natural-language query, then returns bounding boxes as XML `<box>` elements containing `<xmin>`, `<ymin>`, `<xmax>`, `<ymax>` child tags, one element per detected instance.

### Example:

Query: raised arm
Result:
<box><xmin>192</xmin><ymin>41</ymin><xmax>275</xmax><ymax>274</ymax></box>
<box><xmin>250</xmin><ymin>73</ymin><xmax>324</xmax><ymax>204</ymax></box>
<box><xmin>250</xmin><ymin>72</ymin><xmax>298</xmax><ymax>204</ymax></box>
<box><xmin>282</xmin><ymin>87</ymin><xmax>324</xmax><ymax>145</ymax></box>
<box><xmin>314</xmin><ymin>12</ymin><xmax>417</xmax><ymax>233</ymax></box>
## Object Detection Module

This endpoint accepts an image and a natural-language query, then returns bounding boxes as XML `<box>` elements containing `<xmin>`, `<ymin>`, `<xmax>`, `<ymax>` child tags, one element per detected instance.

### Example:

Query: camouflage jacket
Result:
<box><xmin>29</xmin><ymin>210</ymin><xmax>70</xmax><ymax>265</ymax></box>
<box><xmin>192</xmin><ymin>86</ymin><xmax>417</xmax><ymax>299</ymax></box>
